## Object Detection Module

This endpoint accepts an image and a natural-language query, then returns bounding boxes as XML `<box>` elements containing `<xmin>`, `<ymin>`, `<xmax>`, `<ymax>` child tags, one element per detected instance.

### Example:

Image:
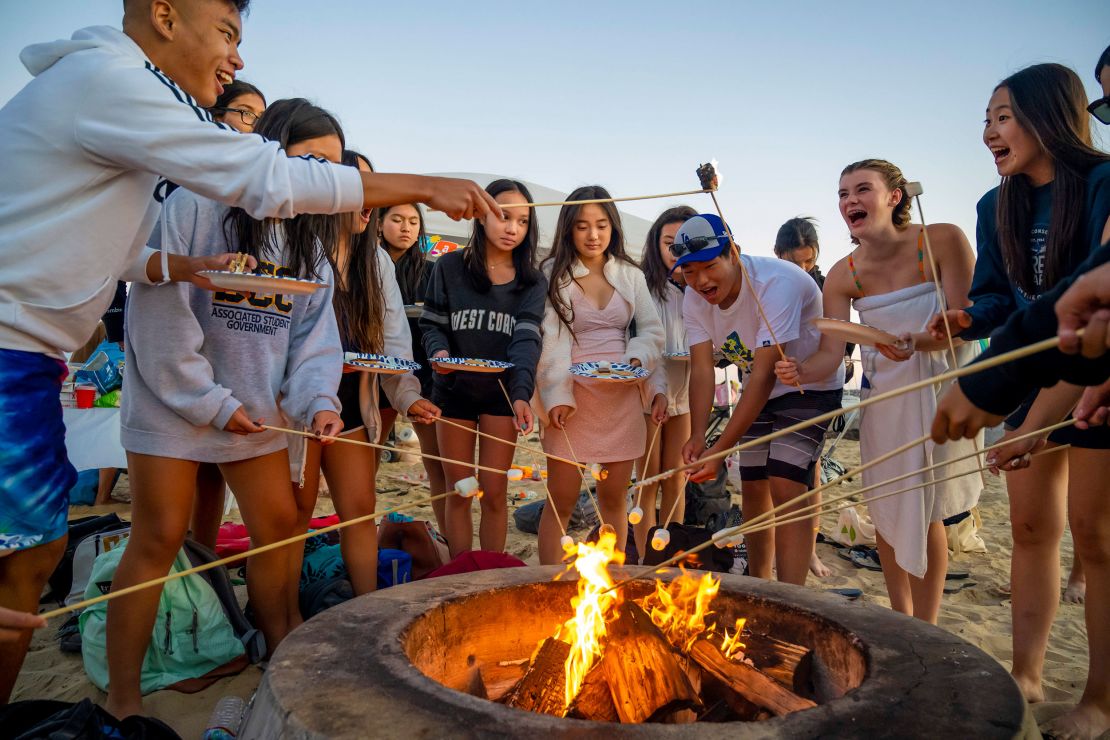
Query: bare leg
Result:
<box><xmin>189</xmin><ymin>462</ymin><xmax>226</xmax><ymax>550</ymax></box>
<box><xmin>596</xmin><ymin>459</ymin><xmax>635</xmax><ymax>554</ymax></box>
<box><xmin>289</xmin><ymin>441</ymin><xmax>322</xmax><ymax>623</ymax></box>
<box><xmin>633</xmin><ymin>414</ymin><xmax>662</xmax><ymax>559</ymax></box>
<box><xmin>412</xmin><ymin>422</ymin><xmax>448</xmax><ymax>534</ymax></box>
<box><xmin>658</xmin><ymin>414</ymin><xmax>691</xmax><ymax>534</ymax></box>
<box><xmin>0</xmin><ymin>535</ymin><xmax>67</xmax><ymax>704</ymax></box>
<box><xmin>769</xmin><ymin>476</ymin><xmax>815</xmax><ymax>586</ymax></box>
<box><xmin>1007</xmin><ymin>446</ymin><xmax>1068</xmax><ymax>703</ymax></box>
<box><xmin>876</xmin><ymin>532</ymin><xmax>913</xmax><ymax>615</ymax></box>
<box><xmin>220</xmin><ymin>450</ymin><xmax>301</xmax><ymax>649</ymax></box>
<box><xmin>94</xmin><ymin>468</ymin><xmax>118</xmax><ymax>505</ymax></box>
<box><xmin>908</xmin><ymin>521</ymin><xmax>949</xmax><ymax>625</ymax></box>
<box><xmin>538</xmin><ymin>457</ymin><xmax>580</xmax><ymax>565</ymax></box>
<box><xmin>1041</xmin><ymin>447</ymin><xmax>1110</xmax><ymax>739</ymax></box>
<box><xmin>322</xmin><ymin>427</ymin><xmax>379</xmax><ymax>594</ymax></box>
<box><xmin>105</xmin><ymin>454</ymin><xmax>198</xmax><ymax>719</ymax></box>
<box><xmin>741</xmin><ymin>479</ymin><xmax>774</xmax><ymax>579</ymax></box>
<box><xmin>808</xmin><ymin>466</ymin><xmax>831</xmax><ymax>578</ymax></box>
<box><xmin>437</xmin><ymin>418</ymin><xmax>478</xmax><ymax>557</ymax></box>
<box><xmin>474</xmin><ymin>415</ymin><xmax>517</xmax><ymax>553</ymax></box>
<box><xmin>1063</xmin><ymin>552</ymin><xmax>1086</xmax><ymax>604</ymax></box>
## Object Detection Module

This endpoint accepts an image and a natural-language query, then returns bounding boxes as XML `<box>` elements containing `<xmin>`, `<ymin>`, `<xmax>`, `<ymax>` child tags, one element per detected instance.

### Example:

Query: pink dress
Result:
<box><xmin>543</xmin><ymin>283</ymin><xmax>646</xmax><ymax>463</ymax></box>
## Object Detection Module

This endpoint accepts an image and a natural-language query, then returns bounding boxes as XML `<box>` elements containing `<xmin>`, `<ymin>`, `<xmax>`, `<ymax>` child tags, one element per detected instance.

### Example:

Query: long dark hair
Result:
<box><xmin>377</xmin><ymin>204</ymin><xmax>429</xmax><ymax>304</ymax></box>
<box><xmin>462</xmin><ymin>179</ymin><xmax>542</xmax><ymax>293</ymax></box>
<box><xmin>545</xmin><ymin>185</ymin><xmax>634</xmax><ymax>335</ymax></box>
<box><xmin>994</xmin><ymin>63</ymin><xmax>1110</xmax><ymax>294</ymax></box>
<box><xmin>774</xmin><ymin>216</ymin><xmax>820</xmax><ymax>257</ymax></box>
<box><xmin>328</xmin><ymin>150</ymin><xmax>384</xmax><ymax>353</ymax></box>
<box><xmin>641</xmin><ymin>205</ymin><xmax>696</xmax><ymax>303</ymax></box>
<box><xmin>223</xmin><ymin>98</ymin><xmax>345</xmax><ymax>279</ymax></box>
<box><xmin>210</xmin><ymin>79</ymin><xmax>266</xmax><ymax>111</ymax></box>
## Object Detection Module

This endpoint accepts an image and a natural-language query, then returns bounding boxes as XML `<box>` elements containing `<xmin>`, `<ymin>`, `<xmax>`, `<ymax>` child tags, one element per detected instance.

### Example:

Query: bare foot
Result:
<box><xmin>1039</xmin><ymin>702</ymin><xmax>1110</xmax><ymax>740</ymax></box>
<box><xmin>1013</xmin><ymin>672</ymin><xmax>1046</xmax><ymax>704</ymax></box>
<box><xmin>1062</xmin><ymin>578</ymin><xmax>1086</xmax><ymax>605</ymax></box>
<box><xmin>104</xmin><ymin>697</ymin><xmax>144</xmax><ymax>720</ymax></box>
<box><xmin>809</xmin><ymin>550</ymin><xmax>831</xmax><ymax>578</ymax></box>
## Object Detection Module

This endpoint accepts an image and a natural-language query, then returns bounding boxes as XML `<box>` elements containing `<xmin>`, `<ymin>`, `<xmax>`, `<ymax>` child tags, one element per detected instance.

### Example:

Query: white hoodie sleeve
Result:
<box><xmin>72</xmin><ymin>64</ymin><xmax>364</xmax><ymax>220</ymax></box>
<box><xmin>377</xmin><ymin>250</ymin><xmax>423</xmax><ymax>415</ymax></box>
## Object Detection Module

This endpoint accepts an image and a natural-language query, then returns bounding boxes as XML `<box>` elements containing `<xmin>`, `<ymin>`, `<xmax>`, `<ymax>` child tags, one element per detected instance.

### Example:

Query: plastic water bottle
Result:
<box><xmin>203</xmin><ymin>696</ymin><xmax>246</xmax><ymax>739</ymax></box>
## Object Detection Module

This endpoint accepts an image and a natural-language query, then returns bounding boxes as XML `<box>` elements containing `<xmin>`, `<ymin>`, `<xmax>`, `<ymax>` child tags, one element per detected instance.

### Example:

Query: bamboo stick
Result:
<box><xmin>435</xmin><ymin>188</ymin><xmax>712</xmax><ymax>213</ymax></box>
<box><xmin>497</xmin><ymin>379</ymin><xmax>568</xmax><ymax>537</ymax></box>
<box><xmin>434</xmin><ymin>415</ymin><xmax>588</xmax><ymax>473</ymax></box>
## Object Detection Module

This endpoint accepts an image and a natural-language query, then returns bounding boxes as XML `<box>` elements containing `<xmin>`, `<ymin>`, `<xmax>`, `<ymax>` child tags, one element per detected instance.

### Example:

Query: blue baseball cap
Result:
<box><xmin>670</xmin><ymin>213</ymin><xmax>733</xmax><ymax>270</ymax></box>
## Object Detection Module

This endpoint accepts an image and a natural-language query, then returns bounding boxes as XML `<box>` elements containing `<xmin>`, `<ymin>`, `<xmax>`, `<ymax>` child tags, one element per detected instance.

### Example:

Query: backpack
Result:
<box><xmin>44</xmin><ymin>514</ymin><xmax>129</xmax><ymax>606</ymax></box>
<box><xmin>683</xmin><ymin>464</ymin><xmax>731</xmax><ymax>531</ymax></box>
<box><xmin>79</xmin><ymin>541</ymin><xmax>255</xmax><ymax>695</ymax></box>
<box><xmin>641</xmin><ymin>523</ymin><xmax>735</xmax><ymax>573</ymax></box>
<box><xmin>0</xmin><ymin>699</ymin><xmax>180</xmax><ymax>740</ymax></box>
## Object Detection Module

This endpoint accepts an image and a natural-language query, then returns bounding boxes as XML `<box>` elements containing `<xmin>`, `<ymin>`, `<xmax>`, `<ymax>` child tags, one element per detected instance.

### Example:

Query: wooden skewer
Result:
<box><xmin>434</xmin><ymin>188</ymin><xmax>713</xmax><ymax>213</ymax></box>
<box><xmin>633</xmin><ymin>421</ymin><xmax>664</xmax><ymax>511</ymax></box>
<box><xmin>39</xmin><ymin>490</ymin><xmax>454</xmax><ymax>621</ymax></box>
<box><xmin>495</xmin><ymin>379</ymin><xmax>568</xmax><ymax>538</ymax></box>
<box><xmin>738</xmin><ymin>445</ymin><xmax>1070</xmax><ymax>539</ymax></box>
<box><xmin>634</xmin><ymin>331</ymin><xmax>1072</xmax><ymax>490</ymax></box>
<box><xmin>261</xmin><ymin>424</ymin><xmax>509</xmax><ymax>476</ymax></box>
<box><xmin>560</xmin><ymin>428</ymin><xmax>605</xmax><ymax>524</ymax></box>
<box><xmin>434</xmin><ymin>415</ymin><xmax>588</xmax><ymax>473</ymax></box>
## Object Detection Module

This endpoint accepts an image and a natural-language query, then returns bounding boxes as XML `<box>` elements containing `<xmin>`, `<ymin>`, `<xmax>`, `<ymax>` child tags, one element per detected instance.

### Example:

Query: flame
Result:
<box><xmin>720</xmin><ymin>617</ymin><xmax>747</xmax><ymax>660</ymax></box>
<box><xmin>557</xmin><ymin>528</ymin><xmax>624</xmax><ymax>707</ymax></box>
<box><xmin>640</xmin><ymin>570</ymin><xmax>720</xmax><ymax>651</ymax></box>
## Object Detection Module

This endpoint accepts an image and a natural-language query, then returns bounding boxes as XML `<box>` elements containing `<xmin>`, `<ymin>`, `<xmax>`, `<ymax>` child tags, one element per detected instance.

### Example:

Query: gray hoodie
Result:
<box><xmin>120</xmin><ymin>188</ymin><xmax>342</xmax><ymax>463</ymax></box>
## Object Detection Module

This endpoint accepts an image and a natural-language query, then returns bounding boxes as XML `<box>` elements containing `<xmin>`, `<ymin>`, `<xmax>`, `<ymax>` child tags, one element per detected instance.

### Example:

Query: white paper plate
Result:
<box><xmin>570</xmin><ymin>362</ymin><xmax>649</xmax><ymax>382</ymax></box>
<box><xmin>344</xmin><ymin>353</ymin><xmax>421</xmax><ymax>375</ymax></box>
<box><xmin>198</xmin><ymin>271</ymin><xmax>326</xmax><ymax>296</ymax></box>
<box><xmin>664</xmin><ymin>351</ymin><xmax>690</xmax><ymax>361</ymax></box>
<box><xmin>813</xmin><ymin>318</ymin><xmax>900</xmax><ymax>347</ymax></box>
<box><xmin>404</xmin><ymin>304</ymin><xmax>424</xmax><ymax>319</ymax></box>
<box><xmin>431</xmin><ymin>357</ymin><xmax>513</xmax><ymax>374</ymax></box>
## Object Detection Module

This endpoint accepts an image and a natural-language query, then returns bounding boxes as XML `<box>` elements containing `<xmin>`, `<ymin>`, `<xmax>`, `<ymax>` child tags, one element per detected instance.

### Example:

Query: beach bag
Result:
<box><xmin>79</xmin><ymin>542</ymin><xmax>250</xmax><ymax>695</ymax></box>
<box><xmin>0</xmin><ymin>698</ymin><xmax>180</xmax><ymax>740</ymax></box>
<box><xmin>512</xmin><ymin>490</ymin><xmax>600</xmax><ymax>535</ymax></box>
<box><xmin>44</xmin><ymin>514</ymin><xmax>128</xmax><ymax>605</ymax></box>
<box><xmin>683</xmin><ymin>464</ymin><xmax>731</xmax><ymax>531</ymax></box>
<box><xmin>832</xmin><ymin>505</ymin><xmax>876</xmax><ymax>547</ymax></box>
<box><xmin>945</xmin><ymin>507</ymin><xmax>987</xmax><ymax>555</ymax></box>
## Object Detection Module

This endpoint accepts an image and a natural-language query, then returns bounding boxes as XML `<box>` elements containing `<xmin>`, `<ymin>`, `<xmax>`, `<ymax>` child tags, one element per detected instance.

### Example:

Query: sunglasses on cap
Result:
<box><xmin>669</xmin><ymin>234</ymin><xmax>729</xmax><ymax>259</ymax></box>
<box><xmin>1089</xmin><ymin>96</ymin><xmax>1110</xmax><ymax>125</ymax></box>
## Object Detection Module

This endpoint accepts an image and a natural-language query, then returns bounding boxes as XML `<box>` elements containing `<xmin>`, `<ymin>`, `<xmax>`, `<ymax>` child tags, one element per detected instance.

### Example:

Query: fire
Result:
<box><xmin>720</xmin><ymin>617</ymin><xmax>748</xmax><ymax>660</ymax></box>
<box><xmin>640</xmin><ymin>570</ymin><xmax>721</xmax><ymax>651</ymax></box>
<box><xmin>556</xmin><ymin>528</ymin><xmax>624</xmax><ymax>707</ymax></box>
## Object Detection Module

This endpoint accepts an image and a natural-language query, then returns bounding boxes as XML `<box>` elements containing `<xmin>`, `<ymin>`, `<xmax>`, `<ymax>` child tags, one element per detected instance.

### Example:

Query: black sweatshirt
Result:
<box><xmin>419</xmin><ymin>250</ymin><xmax>547</xmax><ymax>403</ymax></box>
<box><xmin>959</xmin><ymin>243</ymin><xmax>1110</xmax><ymax>415</ymax></box>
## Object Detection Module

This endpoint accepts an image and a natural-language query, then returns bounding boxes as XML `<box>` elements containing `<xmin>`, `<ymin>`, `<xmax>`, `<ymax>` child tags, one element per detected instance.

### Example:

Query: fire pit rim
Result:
<box><xmin>253</xmin><ymin>566</ymin><xmax>1028</xmax><ymax>739</ymax></box>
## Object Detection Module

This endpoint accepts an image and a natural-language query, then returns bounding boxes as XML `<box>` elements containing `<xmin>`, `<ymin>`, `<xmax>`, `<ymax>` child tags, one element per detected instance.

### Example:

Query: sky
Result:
<box><xmin>1</xmin><ymin>1</ymin><xmax>1108</xmax><ymax>269</ymax></box>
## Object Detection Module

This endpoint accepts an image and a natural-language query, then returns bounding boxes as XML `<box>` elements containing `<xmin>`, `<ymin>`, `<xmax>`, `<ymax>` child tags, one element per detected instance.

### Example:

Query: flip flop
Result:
<box><xmin>826</xmin><ymin>587</ymin><xmax>862</xmax><ymax>600</ymax></box>
<box><xmin>946</xmin><ymin>568</ymin><xmax>971</xmax><ymax>580</ymax></box>
<box><xmin>944</xmin><ymin>580</ymin><xmax>977</xmax><ymax>594</ymax></box>
<box><xmin>849</xmin><ymin>548</ymin><xmax>883</xmax><ymax>571</ymax></box>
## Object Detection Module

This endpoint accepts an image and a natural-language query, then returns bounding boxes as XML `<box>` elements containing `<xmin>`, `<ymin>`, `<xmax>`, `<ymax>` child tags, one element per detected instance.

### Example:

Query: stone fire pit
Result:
<box><xmin>241</xmin><ymin>566</ymin><xmax>1031</xmax><ymax>738</ymax></box>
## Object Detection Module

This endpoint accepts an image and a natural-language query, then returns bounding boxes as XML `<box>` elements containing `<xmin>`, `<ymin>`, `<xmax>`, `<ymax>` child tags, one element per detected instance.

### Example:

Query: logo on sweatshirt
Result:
<box><xmin>211</xmin><ymin>259</ymin><xmax>294</xmax><ymax>336</ymax></box>
<box><xmin>450</xmin><ymin>309</ymin><xmax>516</xmax><ymax>336</ymax></box>
<box><xmin>720</xmin><ymin>331</ymin><xmax>753</xmax><ymax>373</ymax></box>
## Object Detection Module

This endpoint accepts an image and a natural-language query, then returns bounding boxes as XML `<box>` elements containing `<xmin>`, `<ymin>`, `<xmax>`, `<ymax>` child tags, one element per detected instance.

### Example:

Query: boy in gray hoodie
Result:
<box><xmin>0</xmin><ymin>0</ymin><xmax>497</xmax><ymax>701</ymax></box>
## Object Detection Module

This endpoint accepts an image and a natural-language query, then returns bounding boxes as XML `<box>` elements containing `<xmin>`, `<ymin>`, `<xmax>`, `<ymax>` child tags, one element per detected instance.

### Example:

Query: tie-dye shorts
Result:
<box><xmin>0</xmin><ymin>349</ymin><xmax>76</xmax><ymax>553</ymax></box>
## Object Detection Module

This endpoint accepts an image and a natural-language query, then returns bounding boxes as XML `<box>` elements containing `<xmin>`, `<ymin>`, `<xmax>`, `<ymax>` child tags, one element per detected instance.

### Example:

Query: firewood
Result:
<box><xmin>566</xmin><ymin>663</ymin><xmax>619</xmax><ymax>722</ymax></box>
<box><xmin>502</xmin><ymin>637</ymin><xmax>571</xmax><ymax>716</ymax></box>
<box><xmin>689</xmin><ymin>638</ymin><xmax>816</xmax><ymax>717</ymax></box>
<box><xmin>743</xmin><ymin>633</ymin><xmax>815</xmax><ymax>694</ymax></box>
<box><xmin>600</xmin><ymin>601</ymin><xmax>701</xmax><ymax>723</ymax></box>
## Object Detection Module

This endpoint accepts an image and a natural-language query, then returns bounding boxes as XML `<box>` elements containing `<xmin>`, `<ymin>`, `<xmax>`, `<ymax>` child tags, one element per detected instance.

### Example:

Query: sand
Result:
<box><xmin>11</xmin><ymin>437</ymin><xmax>1091</xmax><ymax>737</ymax></box>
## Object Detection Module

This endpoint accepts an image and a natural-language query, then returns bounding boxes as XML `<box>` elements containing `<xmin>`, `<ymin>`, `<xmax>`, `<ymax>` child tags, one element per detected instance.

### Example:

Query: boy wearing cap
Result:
<box><xmin>675</xmin><ymin>214</ymin><xmax>843</xmax><ymax>585</ymax></box>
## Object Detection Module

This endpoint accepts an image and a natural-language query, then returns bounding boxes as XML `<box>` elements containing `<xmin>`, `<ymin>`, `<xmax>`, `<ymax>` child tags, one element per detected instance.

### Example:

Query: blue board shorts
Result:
<box><xmin>0</xmin><ymin>348</ymin><xmax>76</xmax><ymax>553</ymax></box>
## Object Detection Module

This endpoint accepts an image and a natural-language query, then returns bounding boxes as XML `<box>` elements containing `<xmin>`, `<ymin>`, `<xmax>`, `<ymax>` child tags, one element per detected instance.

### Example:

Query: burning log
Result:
<box><xmin>601</xmin><ymin>601</ymin><xmax>701</xmax><ymax>723</ymax></box>
<box><xmin>744</xmin><ymin>634</ymin><xmax>815</xmax><ymax>694</ymax></box>
<box><xmin>566</xmin><ymin>664</ymin><xmax>619</xmax><ymax>722</ymax></box>
<box><xmin>502</xmin><ymin>637</ymin><xmax>571</xmax><ymax>716</ymax></box>
<box><xmin>689</xmin><ymin>638</ymin><xmax>816</xmax><ymax>717</ymax></box>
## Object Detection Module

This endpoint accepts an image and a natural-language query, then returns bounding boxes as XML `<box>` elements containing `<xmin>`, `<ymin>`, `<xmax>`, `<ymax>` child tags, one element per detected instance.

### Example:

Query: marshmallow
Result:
<box><xmin>590</xmin><ymin>464</ymin><xmax>609</xmax><ymax>481</ymax></box>
<box><xmin>627</xmin><ymin>506</ymin><xmax>644</xmax><ymax>525</ymax></box>
<box><xmin>596</xmin><ymin>361</ymin><xmax>611</xmax><ymax>373</ymax></box>
<box><xmin>903</xmin><ymin>181</ymin><xmax>924</xmax><ymax>198</ymax></box>
<box><xmin>454</xmin><ymin>477</ymin><xmax>481</xmax><ymax>498</ymax></box>
<box><xmin>599</xmin><ymin>523</ymin><xmax>616</xmax><ymax>538</ymax></box>
<box><xmin>651</xmin><ymin>528</ymin><xmax>671</xmax><ymax>551</ymax></box>
<box><xmin>560</xmin><ymin>535</ymin><xmax>575</xmax><ymax>552</ymax></box>
<box><xmin>506</xmin><ymin>468</ymin><xmax>524</xmax><ymax>481</ymax></box>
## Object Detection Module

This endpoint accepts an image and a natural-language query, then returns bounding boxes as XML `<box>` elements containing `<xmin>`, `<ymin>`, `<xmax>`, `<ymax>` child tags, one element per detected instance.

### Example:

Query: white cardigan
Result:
<box><xmin>535</xmin><ymin>257</ymin><xmax>664</xmax><ymax>422</ymax></box>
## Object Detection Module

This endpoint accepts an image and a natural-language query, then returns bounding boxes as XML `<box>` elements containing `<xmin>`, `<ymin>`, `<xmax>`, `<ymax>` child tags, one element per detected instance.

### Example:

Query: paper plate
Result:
<box><xmin>813</xmin><ymin>318</ymin><xmax>900</xmax><ymax>347</ymax></box>
<box><xmin>198</xmin><ymin>271</ymin><xmax>326</xmax><ymax>296</ymax></box>
<box><xmin>431</xmin><ymin>357</ymin><xmax>513</xmax><ymax>374</ymax></box>
<box><xmin>570</xmin><ymin>362</ymin><xmax>649</xmax><ymax>382</ymax></box>
<box><xmin>664</xmin><ymin>351</ymin><xmax>690</xmax><ymax>361</ymax></box>
<box><xmin>404</xmin><ymin>304</ymin><xmax>423</xmax><ymax>319</ymax></box>
<box><xmin>344</xmin><ymin>353</ymin><xmax>420</xmax><ymax>375</ymax></box>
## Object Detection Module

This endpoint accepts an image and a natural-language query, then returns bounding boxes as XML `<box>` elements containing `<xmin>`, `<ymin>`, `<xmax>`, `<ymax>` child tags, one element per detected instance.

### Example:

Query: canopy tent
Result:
<box><xmin>420</xmin><ymin>173</ymin><xmax>653</xmax><ymax>261</ymax></box>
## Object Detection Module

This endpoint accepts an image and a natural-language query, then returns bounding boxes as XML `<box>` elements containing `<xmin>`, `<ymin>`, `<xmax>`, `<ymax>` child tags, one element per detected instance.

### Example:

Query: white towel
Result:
<box><xmin>855</xmin><ymin>282</ymin><xmax>983</xmax><ymax>578</ymax></box>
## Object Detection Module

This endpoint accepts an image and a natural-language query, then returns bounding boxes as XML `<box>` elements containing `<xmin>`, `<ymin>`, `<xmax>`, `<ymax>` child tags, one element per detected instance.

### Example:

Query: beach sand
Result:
<box><xmin>11</xmin><ymin>437</ymin><xmax>1090</xmax><ymax>737</ymax></box>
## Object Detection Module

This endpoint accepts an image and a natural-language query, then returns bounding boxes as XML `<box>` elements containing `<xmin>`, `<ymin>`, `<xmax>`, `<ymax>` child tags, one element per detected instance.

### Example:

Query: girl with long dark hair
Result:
<box><xmin>105</xmin><ymin>99</ymin><xmax>349</xmax><ymax>719</ymax></box>
<box><xmin>419</xmin><ymin>179</ymin><xmax>547</xmax><ymax>556</ymax></box>
<box><xmin>535</xmin><ymin>186</ymin><xmax>664</xmax><ymax>563</ymax></box>
<box><xmin>928</xmin><ymin>64</ymin><xmax>1110</xmax><ymax>729</ymax></box>
<box><xmin>633</xmin><ymin>205</ymin><xmax>696</xmax><ymax>557</ymax></box>
<box><xmin>296</xmin><ymin>150</ymin><xmax>439</xmax><ymax>598</ymax></box>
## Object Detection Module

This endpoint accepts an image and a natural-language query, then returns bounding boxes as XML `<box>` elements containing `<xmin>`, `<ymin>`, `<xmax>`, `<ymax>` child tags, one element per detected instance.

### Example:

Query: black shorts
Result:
<box><xmin>1005</xmin><ymin>392</ymin><xmax>1110</xmax><ymax>450</ymax></box>
<box><xmin>430</xmin><ymin>373</ymin><xmax>514</xmax><ymax>422</ymax></box>
<box><xmin>338</xmin><ymin>372</ymin><xmax>364</xmax><ymax>432</ymax></box>
<box><xmin>737</xmin><ymin>389</ymin><xmax>841</xmax><ymax>484</ymax></box>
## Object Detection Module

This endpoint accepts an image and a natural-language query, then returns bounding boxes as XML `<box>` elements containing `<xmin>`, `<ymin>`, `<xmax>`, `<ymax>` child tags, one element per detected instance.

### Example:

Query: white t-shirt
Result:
<box><xmin>683</xmin><ymin>254</ymin><xmax>844</xmax><ymax>399</ymax></box>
